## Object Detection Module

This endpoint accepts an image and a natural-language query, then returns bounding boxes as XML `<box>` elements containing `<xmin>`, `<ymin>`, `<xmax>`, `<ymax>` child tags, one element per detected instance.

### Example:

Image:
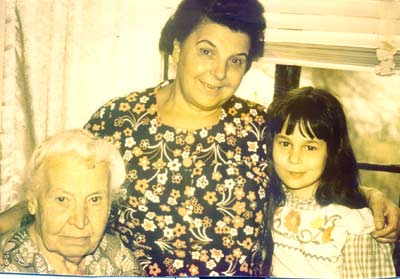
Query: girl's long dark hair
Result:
<box><xmin>261</xmin><ymin>87</ymin><xmax>368</xmax><ymax>274</ymax></box>
<box><xmin>266</xmin><ymin>87</ymin><xmax>367</xmax><ymax>209</ymax></box>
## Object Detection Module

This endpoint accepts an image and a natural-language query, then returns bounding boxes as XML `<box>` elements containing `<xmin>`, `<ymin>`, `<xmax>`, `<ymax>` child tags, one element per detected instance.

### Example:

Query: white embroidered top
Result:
<box><xmin>272</xmin><ymin>189</ymin><xmax>395</xmax><ymax>279</ymax></box>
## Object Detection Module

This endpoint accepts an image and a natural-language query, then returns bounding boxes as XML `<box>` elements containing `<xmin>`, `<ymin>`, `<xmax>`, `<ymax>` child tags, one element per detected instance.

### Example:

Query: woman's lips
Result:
<box><xmin>201</xmin><ymin>81</ymin><xmax>222</xmax><ymax>90</ymax></box>
<box><xmin>59</xmin><ymin>236</ymin><xmax>91</xmax><ymax>245</ymax></box>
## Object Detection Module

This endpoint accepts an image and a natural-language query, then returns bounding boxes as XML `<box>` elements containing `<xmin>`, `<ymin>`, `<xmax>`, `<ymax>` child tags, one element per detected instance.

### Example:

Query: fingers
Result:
<box><xmin>369</xmin><ymin>196</ymin><xmax>386</xmax><ymax>231</ymax></box>
<box><xmin>372</xmin><ymin>227</ymin><xmax>398</xmax><ymax>242</ymax></box>
<box><xmin>371</xmin><ymin>204</ymin><xmax>400</xmax><ymax>242</ymax></box>
<box><xmin>373</xmin><ymin>232</ymin><xmax>399</xmax><ymax>243</ymax></box>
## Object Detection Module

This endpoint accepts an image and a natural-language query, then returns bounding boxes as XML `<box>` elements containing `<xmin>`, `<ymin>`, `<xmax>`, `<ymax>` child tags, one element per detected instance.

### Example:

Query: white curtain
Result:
<box><xmin>1</xmin><ymin>0</ymin><xmax>68</xmax><ymax>210</ymax></box>
<box><xmin>0</xmin><ymin>0</ymin><xmax>174</xmax><ymax>211</ymax></box>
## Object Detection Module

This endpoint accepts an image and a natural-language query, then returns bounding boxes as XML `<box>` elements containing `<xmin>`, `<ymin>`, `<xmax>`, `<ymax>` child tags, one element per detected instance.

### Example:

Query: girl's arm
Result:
<box><xmin>341</xmin><ymin>232</ymin><xmax>395</xmax><ymax>278</ymax></box>
<box><xmin>340</xmin><ymin>207</ymin><xmax>396</xmax><ymax>278</ymax></box>
<box><xmin>360</xmin><ymin>186</ymin><xmax>400</xmax><ymax>242</ymax></box>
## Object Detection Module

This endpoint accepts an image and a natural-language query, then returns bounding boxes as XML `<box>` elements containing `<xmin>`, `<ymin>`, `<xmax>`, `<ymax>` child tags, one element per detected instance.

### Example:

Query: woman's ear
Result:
<box><xmin>27</xmin><ymin>193</ymin><xmax>38</xmax><ymax>215</ymax></box>
<box><xmin>172</xmin><ymin>39</ymin><xmax>181</xmax><ymax>64</ymax></box>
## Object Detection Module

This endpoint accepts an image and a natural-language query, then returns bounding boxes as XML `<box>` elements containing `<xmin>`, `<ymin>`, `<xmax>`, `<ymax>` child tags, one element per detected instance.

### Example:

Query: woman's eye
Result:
<box><xmin>55</xmin><ymin>196</ymin><xmax>67</xmax><ymax>203</ymax></box>
<box><xmin>89</xmin><ymin>196</ymin><xmax>102</xmax><ymax>204</ymax></box>
<box><xmin>199</xmin><ymin>48</ymin><xmax>212</xmax><ymax>56</ymax></box>
<box><xmin>231</xmin><ymin>57</ymin><xmax>244</xmax><ymax>65</ymax></box>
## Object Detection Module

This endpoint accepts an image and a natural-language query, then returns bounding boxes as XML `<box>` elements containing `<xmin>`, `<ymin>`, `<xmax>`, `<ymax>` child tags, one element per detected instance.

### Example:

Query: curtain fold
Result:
<box><xmin>0</xmin><ymin>0</ymin><xmax>70</xmax><ymax>210</ymax></box>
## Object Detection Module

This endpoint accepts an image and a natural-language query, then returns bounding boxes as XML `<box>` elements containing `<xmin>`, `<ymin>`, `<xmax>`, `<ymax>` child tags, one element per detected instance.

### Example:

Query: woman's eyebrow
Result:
<box><xmin>88</xmin><ymin>190</ymin><xmax>107</xmax><ymax>195</ymax></box>
<box><xmin>196</xmin><ymin>39</ymin><xmax>215</xmax><ymax>47</ymax></box>
<box><xmin>196</xmin><ymin>40</ymin><xmax>249</xmax><ymax>58</ymax></box>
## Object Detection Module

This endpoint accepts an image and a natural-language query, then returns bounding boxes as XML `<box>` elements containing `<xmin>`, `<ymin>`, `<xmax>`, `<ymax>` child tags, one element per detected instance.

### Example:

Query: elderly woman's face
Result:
<box><xmin>173</xmin><ymin>20</ymin><xmax>250</xmax><ymax>111</ymax></box>
<box><xmin>29</xmin><ymin>154</ymin><xmax>110</xmax><ymax>263</ymax></box>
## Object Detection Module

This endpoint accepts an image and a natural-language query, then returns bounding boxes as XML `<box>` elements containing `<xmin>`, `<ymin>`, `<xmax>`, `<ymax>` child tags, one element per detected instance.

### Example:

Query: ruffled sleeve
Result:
<box><xmin>338</xmin><ymin>207</ymin><xmax>395</xmax><ymax>279</ymax></box>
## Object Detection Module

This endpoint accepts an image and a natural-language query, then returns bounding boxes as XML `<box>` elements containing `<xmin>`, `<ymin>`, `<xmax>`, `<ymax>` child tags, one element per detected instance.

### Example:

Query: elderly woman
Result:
<box><xmin>0</xmin><ymin>0</ymin><xmax>399</xmax><ymax>276</ymax></box>
<box><xmin>0</xmin><ymin>129</ymin><xmax>144</xmax><ymax>275</ymax></box>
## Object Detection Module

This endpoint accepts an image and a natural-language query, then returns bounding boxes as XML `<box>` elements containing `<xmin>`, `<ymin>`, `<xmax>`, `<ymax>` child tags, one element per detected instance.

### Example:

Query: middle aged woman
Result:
<box><xmin>86</xmin><ymin>0</ymin><xmax>270</xmax><ymax>276</ymax></box>
<box><xmin>0</xmin><ymin>129</ymin><xmax>144</xmax><ymax>275</ymax></box>
<box><xmin>83</xmin><ymin>0</ymin><xmax>400</xmax><ymax>276</ymax></box>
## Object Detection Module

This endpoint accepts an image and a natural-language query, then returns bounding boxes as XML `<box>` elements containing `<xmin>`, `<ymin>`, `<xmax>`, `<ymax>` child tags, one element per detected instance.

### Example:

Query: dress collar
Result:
<box><xmin>283</xmin><ymin>185</ymin><xmax>320</xmax><ymax>210</ymax></box>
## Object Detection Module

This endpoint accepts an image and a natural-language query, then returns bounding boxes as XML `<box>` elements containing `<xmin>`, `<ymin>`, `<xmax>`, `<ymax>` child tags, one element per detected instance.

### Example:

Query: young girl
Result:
<box><xmin>265</xmin><ymin>87</ymin><xmax>395</xmax><ymax>278</ymax></box>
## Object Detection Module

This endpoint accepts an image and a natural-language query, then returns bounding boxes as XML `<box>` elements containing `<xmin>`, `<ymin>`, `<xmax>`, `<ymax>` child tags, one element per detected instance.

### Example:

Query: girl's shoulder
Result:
<box><xmin>326</xmin><ymin>204</ymin><xmax>375</xmax><ymax>235</ymax></box>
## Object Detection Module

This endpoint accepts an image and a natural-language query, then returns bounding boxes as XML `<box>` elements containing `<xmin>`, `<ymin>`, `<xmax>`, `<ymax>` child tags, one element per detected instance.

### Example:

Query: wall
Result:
<box><xmin>64</xmin><ymin>1</ymin><xmax>176</xmax><ymax>129</ymax></box>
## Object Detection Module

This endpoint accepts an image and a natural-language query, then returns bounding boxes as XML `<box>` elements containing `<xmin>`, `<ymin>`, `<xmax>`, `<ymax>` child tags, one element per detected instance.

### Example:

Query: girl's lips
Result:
<box><xmin>288</xmin><ymin>171</ymin><xmax>305</xmax><ymax>177</ymax></box>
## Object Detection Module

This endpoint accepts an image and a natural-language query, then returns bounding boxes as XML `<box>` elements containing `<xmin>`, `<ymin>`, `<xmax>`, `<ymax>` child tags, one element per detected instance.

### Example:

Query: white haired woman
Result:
<box><xmin>0</xmin><ymin>129</ymin><xmax>144</xmax><ymax>275</ymax></box>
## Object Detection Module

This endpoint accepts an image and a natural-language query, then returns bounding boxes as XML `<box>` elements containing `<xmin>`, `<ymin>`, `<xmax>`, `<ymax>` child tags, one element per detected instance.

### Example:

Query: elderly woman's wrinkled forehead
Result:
<box><xmin>40</xmin><ymin>153</ymin><xmax>110</xmax><ymax>192</ymax></box>
<box><xmin>46</xmin><ymin>153</ymin><xmax>103</xmax><ymax>170</ymax></box>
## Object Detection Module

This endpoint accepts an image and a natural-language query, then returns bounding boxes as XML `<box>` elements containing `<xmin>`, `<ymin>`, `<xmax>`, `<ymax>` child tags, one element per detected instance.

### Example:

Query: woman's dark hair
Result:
<box><xmin>159</xmin><ymin>0</ymin><xmax>266</xmax><ymax>69</ymax></box>
<box><xmin>266</xmin><ymin>87</ymin><xmax>368</xmax><ymax>209</ymax></box>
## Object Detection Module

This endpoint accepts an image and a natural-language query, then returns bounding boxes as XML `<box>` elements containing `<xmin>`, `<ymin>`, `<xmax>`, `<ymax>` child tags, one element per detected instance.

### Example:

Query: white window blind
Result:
<box><xmin>261</xmin><ymin>0</ymin><xmax>400</xmax><ymax>75</ymax></box>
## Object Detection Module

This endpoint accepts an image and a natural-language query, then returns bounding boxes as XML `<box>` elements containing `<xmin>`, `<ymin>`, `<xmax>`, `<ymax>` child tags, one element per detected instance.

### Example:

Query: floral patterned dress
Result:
<box><xmin>0</xmin><ymin>229</ymin><xmax>144</xmax><ymax>275</ymax></box>
<box><xmin>84</xmin><ymin>81</ymin><xmax>270</xmax><ymax>276</ymax></box>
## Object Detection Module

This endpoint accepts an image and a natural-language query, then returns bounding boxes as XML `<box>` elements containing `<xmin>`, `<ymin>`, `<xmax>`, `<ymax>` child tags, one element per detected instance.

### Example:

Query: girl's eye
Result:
<box><xmin>305</xmin><ymin>145</ymin><xmax>317</xmax><ymax>151</ymax></box>
<box><xmin>279</xmin><ymin>141</ymin><xmax>290</xmax><ymax>147</ymax></box>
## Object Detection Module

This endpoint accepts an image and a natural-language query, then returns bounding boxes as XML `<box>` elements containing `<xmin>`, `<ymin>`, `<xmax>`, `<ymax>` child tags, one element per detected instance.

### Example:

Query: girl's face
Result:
<box><xmin>272</xmin><ymin>120</ymin><xmax>328</xmax><ymax>199</ymax></box>
<box><xmin>172</xmin><ymin>20</ymin><xmax>250</xmax><ymax>112</ymax></box>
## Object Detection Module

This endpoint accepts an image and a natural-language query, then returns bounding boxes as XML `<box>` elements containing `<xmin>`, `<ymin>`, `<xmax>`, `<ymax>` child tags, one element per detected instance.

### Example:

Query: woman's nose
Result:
<box><xmin>212</xmin><ymin>59</ymin><xmax>227</xmax><ymax>80</ymax></box>
<box><xmin>68</xmin><ymin>204</ymin><xmax>89</xmax><ymax>229</ymax></box>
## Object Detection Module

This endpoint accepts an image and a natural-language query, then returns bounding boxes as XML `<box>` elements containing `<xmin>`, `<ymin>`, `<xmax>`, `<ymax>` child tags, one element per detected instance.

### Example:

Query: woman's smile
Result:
<box><xmin>201</xmin><ymin>81</ymin><xmax>223</xmax><ymax>91</ymax></box>
<box><xmin>172</xmin><ymin>21</ymin><xmax>250</xmax><ymax>112</ymax></box>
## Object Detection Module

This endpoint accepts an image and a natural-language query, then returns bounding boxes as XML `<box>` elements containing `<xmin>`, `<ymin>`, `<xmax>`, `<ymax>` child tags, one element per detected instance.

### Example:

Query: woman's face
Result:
<box><xmin>272</xmin><ymin>120</ymin><xmax>328</xmax><ymax>199</ymax></box>
<box><xmin>173</xmin><ymin>20</ymin><xmax>250</xmax><ymax>111</ymax></box>
<box><xmin>29</xmin><ymin>154</ymin><xmax>110</xmax><ymax>263</ymax></box>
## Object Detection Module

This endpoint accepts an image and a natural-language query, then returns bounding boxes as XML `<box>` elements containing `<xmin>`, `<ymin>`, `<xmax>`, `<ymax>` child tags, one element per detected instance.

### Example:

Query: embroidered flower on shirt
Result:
<box><xmin>310</xmin><ymin>216</ymin><xmax>324</xmax><ymax>229</ymax></box>
<box><xmin>322</xmin><ymin>225</ymin><xmax>334</xmax><ymax>243</ymax></box>
<box><xmin>284</xmin><ymin>209</ymin><xmax>301</xmax><ymax>233</ymax></box>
